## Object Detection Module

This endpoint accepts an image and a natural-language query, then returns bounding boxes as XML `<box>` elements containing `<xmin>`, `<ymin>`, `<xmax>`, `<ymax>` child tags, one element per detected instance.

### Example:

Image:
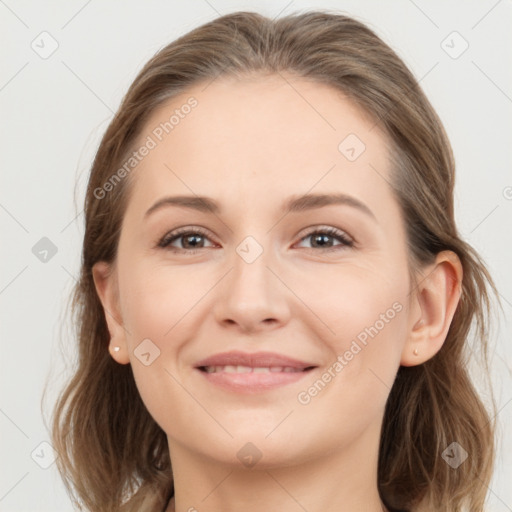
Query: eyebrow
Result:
<box><xmin>144</xmin><ymin>193</ymin><xmax>376</xmax><ymax>221</ymax></box>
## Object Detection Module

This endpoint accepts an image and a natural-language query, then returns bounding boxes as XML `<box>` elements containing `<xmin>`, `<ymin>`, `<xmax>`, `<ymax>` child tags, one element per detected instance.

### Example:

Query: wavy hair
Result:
<box><xmin>50</xmin><ymin>10</ymin><xmax>500</xmax><ymax>512</ymax></box>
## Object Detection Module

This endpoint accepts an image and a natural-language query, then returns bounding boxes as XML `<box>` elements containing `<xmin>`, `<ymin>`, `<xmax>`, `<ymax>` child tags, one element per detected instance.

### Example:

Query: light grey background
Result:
<box><xmin>1</xmin><ymin>1</ymin><xmax>511</xmax><ymax>510</ymax></box>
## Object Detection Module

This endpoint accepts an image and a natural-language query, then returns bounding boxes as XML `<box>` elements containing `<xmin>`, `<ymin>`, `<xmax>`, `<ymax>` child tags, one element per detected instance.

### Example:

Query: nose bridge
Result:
<box><xmin>213</xmin><ymin>231</ymin><xmax>289</xmax><ymax>330</ymax></box>
<box><xmin>230</xmin><ymin>233</ymin><xmax>275</xmax><ymax>306</ymax></box>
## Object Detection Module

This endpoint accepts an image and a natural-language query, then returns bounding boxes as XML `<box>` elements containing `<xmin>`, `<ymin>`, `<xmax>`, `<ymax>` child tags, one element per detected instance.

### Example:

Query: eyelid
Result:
<box><xmin>157</xmin><ymin>226</ymin><xmax>215</xmax><ymax>250</ymax></box>
<box><xmin>157</xmin><ymin>224</ymin><xmax>355</xmax><ymax>252</ymax></box>
<box><xmin>296</xmin><ymin>225</ymin><xmax>354</xmax><ymax>243</ymax></box>
<box><xmin>295</xmin><ymin>225</ymin><xmax>354</xmax><ymax>251</ymax></box>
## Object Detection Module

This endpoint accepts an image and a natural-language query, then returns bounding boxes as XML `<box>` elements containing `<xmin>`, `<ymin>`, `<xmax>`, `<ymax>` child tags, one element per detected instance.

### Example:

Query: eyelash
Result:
<box><xmin>157</xmin><ymin>226</ymin><xmax>354</xmax><ymax>254</ymax></box>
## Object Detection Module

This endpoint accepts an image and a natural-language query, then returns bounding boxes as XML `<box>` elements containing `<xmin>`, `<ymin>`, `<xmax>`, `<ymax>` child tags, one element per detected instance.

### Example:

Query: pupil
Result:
<box><xmin>314</xmin><ymin>234</ymin><xmax>331</xmax><ymax>247</ymax></box>
<box><xmin>185</xmin><ymin>235</ymin><xmax>202</xmax><ymax>248</ymax></box>
<box><xmin>181</xmin><ymin>234</ymin><xmax>336</xmax><ymax>249</ymax></box>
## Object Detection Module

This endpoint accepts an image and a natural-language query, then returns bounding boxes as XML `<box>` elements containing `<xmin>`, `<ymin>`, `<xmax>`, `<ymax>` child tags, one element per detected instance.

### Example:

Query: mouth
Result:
<box><xmin>194</xmin><ymin>351</ymin><xmax>317</xmax><ymax>393</ymax></box>
<box><xmin>198</xmin><ymin>365</ymin><xmax>315</xmax><ymax>374</ymax></box>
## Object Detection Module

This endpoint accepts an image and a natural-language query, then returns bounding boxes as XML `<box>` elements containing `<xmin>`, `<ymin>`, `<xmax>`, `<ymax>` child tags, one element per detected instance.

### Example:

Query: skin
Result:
<box><xmin>93</xmin><ymin>73</ymin><xmax>462</xmax><ymax>512</ymax></box>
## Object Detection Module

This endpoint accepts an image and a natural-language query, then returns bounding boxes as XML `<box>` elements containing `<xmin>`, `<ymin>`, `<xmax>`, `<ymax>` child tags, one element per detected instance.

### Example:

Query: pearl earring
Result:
<box><xmin>110</xmin><ymin>339</ymin><xmax>120</xmax><ymax>353</ymax></box>
<box><xmin>413</xmin><ymin>348</ymin><xmax>419</xmax><ymax>356</ymax></box>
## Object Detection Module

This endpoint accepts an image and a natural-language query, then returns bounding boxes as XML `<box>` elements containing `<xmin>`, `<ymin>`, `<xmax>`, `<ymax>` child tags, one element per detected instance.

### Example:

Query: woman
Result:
<box><xmin>51</xmin><ymin>10</ymin><xmax>499</xmax><ymax>512</ymax></box>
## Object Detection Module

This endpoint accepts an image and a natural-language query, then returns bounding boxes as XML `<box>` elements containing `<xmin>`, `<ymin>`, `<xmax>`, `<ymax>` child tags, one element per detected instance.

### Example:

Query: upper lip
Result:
<box><xmin>195</xmin><ymin>350</ymin><xmax>316</xmax><ymax>370</ymax></box>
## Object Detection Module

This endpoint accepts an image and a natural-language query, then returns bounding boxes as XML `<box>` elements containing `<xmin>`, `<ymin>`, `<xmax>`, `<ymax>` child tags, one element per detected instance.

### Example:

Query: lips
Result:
<box><xmin>195</xmin><ymin>350</ymin><xmax>316</xmax><ymax>372</ymax></box>
<box><xmin>194</xmin><ymin>350</ymin><xmax>317</xmax><ymax>393</ymax></box>
<box><xmin>202</xmin><ymin>365</ymin><xmax>304</xmax><ymax>374</ymax></box>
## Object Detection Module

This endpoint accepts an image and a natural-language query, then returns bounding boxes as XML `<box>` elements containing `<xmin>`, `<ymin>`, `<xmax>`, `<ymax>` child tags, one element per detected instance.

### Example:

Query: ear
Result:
<box><xmin>401</xmin><ymin>250</ymin><xmax>463</xmax><ymax>367</ymax></box>
<box><xmin>92</xmin><ymin>261</ymin><xmax>130</xmax><ymax>365</ymax></box>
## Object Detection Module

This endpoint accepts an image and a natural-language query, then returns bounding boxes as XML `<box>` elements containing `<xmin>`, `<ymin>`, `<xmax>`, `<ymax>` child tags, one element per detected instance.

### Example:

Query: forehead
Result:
<box><xmin>126</xmin><ymin>73</ymin><xmax>397</xmax><ymax>222</ymax></box>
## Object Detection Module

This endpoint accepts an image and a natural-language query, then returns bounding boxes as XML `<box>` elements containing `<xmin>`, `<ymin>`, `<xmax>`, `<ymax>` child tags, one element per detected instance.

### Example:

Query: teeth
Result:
<box><xmin>203</xmin><ymin>365</ymin><xmax>303</xmax><ymax>374</ymax></box>
<box><xmin>253</xmin><ymin>367</ymin><xmax>271</xmax><ymax>373</ymax></box>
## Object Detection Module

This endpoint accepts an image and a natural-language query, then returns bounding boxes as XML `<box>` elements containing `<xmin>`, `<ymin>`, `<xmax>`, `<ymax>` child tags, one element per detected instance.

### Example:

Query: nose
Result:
<box><xmin>213</xmin><ymin>237</ymin><xmax>291</xmax><ymax>334</ymax></box>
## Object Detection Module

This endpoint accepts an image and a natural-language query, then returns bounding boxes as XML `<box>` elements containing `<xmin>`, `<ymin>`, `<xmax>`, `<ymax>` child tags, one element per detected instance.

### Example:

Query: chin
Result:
<box><xmin>185</xmin><ymin>429</ymin><xmax>318</xmax><ymax>470</ymax></box>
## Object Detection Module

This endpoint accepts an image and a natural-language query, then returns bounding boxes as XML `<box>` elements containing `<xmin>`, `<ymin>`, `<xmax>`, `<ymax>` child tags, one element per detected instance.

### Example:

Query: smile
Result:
<box><xmin>200</xmin><ymin>365</ymin><xmax>309</xmax><ymax>373</ymax></box>
<box><xmin>194</xmin><ymin>350</ymin><xmax>317</xmax><ymax>393</ymax></box>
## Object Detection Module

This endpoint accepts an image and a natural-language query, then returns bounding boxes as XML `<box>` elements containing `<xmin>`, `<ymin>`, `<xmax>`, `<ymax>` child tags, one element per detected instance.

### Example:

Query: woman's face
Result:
<box><xmin>95</xmin><ymin>74</ymin><xmax>419</xmax><ymax>468</ymax></box>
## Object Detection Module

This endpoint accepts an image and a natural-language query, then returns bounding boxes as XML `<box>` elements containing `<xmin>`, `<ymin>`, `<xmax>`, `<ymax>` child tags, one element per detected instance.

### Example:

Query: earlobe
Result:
<box><xmin>108</xmin><ymin>339</ymin><xmax>130</xmax><ymax>365</ymax></box>
<box><xmin>92</xmin><ymin>261</ymin><xmax>130</xmax><ymax>365</ymax></box>
<box><xmin>400</xmin><ymin>250</ymin><xmax>463</xmax><ymax>367</ymax></box>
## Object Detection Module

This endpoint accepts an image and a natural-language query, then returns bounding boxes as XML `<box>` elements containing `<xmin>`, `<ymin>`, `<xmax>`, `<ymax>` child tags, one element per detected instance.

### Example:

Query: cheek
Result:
<box><xmin>118</xmin><ymin>260</ymin><xmax>204</xmax><ymax>343</ymax></box>
<box><xmin>117</xmin><ymin>267</ymin><xmax>196</xmax><ymax>434</ymax></box>
<box><xmin>119</xmin><ymin>254</ymin><xmax>409</xmax><ymax>377</ymax></box>
<box><xmin>115</xmin><ymin>261</ymin><xmax>212</xmax><ymax>428</ymax></box>
<box><xmin>288</xmin><ymin>271</ymin><xmax>408</xmax><ymax>448</ymax></box>
<box><xmin>301</xmin><ymin>259</ymin><xmax>408</xmax><ymax>341</ymax></box>
<box><xmin>301</xmin><ymin>262</ymin><xmax>409</xmax><ymax>391</ymax></box>
<box><xmin>117</xmin><ymin>246</ymin><xmax>410</xmax><ymax>433</ymax></box>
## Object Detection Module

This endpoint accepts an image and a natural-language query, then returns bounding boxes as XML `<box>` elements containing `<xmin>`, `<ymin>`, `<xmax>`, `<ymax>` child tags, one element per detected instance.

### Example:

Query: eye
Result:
<box><xmin>157</xmin><ymin>227</ymin><xmax>216</xmax><ymax>254</ymax></box>
<box><xmin>295</xmin><ymin>226</ymin><xmax>354</xmax><ymax>252</ymax></box>
<box><xmin>157</xmin><ymin>225</ymin><xmax>354</xmax><ymax>255</ymax></box>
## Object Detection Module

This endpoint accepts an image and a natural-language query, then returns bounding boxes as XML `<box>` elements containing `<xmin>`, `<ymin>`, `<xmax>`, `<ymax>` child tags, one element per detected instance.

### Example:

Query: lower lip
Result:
<box><xmin>195</xmin><ymin>368</ymin><xmax>315</xmax><ymax>393</ymax></box>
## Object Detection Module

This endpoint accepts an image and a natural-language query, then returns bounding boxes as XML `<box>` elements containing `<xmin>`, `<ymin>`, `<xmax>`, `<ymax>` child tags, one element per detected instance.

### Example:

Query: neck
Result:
<box><xmin>166</xmin><ymin>420</ymin><xmax>387</xmax><ymax>512</ymax></box>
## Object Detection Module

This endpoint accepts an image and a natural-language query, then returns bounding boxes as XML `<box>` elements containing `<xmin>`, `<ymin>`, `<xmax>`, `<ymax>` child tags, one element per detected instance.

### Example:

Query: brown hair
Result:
<box><xmin>50</xmin><ymin>10</ymin><xmax>500</xmax><ymax>512</ymax></box>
